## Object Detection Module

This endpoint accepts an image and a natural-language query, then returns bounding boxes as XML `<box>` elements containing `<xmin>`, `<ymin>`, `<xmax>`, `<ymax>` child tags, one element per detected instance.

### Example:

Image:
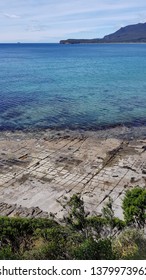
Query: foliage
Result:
<box><xmin>72</xmin><ymin>238</ymin><xmax>114</xmax><ymax>260</ymax></box>
<box><xmin>113</xmin><ymin>228</ymin><xmax>146</xmax><ymax>260</ymax></box>
<box><xmin>122</xmin><ymin>187</ymin><xmax>146</xmax><ymax>228</ymax></box>
<box><xmin>0</xmin><ymin>186</ymin><xmax>146</xmax><ymax>260</ymax></box>
<box><xmin>102</xmin><ymin>197</ymin><xmax>115</xmax><ymax>226</ymax></box>
<box><xmin>86</xmin><ymin>216</ymin><xmax>107</xmax><ymax>238</ymax></box>
<box><xmin>0</xmin><ymin>217</ymin><xmax>58</xmax><ymax>259</ymax></box>
<box><xmin>64</xmin><ymin>194</ymin><xmax>86</xmax><ymax>231</ymax></box>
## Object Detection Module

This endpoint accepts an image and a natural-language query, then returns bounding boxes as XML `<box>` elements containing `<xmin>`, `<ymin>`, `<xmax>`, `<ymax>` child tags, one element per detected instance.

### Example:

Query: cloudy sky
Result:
<box><xmin>0</xmin><ymin>0</ymin><xmax>146</xmax><ymax>43</ymax></box>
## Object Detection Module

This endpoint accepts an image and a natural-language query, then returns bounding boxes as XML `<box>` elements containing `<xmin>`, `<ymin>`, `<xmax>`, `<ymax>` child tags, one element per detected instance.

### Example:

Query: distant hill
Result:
<box><xmin>60</xmin><ymin>22</ymin><xmax>146</xmax><ymax>44</ymax></box>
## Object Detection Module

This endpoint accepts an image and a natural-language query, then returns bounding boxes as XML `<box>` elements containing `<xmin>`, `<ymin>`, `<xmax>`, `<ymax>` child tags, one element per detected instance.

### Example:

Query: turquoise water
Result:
<box><xmin>0</xmin><ymin>43</ymin><xmax>146</xmax><ymax>131</ymax></box>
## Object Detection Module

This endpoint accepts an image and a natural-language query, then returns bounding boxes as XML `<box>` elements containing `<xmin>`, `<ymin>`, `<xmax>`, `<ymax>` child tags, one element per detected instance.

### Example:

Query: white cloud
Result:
<box><xmin>0</xmin><ymin>0</ymin><xmax>146</xmax><ymax>42</ymax></box>
<box><xmin>3</xmin><ymin>13</ymin><xmax>20</xmax><ymax>19</ymax></box>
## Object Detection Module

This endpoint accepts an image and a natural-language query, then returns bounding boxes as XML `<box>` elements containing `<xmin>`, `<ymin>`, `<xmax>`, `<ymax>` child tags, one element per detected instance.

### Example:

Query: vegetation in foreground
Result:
<box><xmin>0</xmin><ymin>186</ymin><xmax>146</xmax><ymax>260</ymax></box>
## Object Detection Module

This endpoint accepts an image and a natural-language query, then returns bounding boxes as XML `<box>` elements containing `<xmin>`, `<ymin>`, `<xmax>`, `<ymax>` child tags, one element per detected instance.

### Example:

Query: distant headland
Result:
<box><xmin>60</xmin><ymin>22</ymin><xmax>146</xmax><ymax>44</ymax></box>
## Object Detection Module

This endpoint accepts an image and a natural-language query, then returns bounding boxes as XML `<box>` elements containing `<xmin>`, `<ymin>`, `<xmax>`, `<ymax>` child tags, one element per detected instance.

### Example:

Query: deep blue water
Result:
<box><xmin>0</xmin><ymin>43</ymin><xmax>146</xmax><ymax>131</ymax></box>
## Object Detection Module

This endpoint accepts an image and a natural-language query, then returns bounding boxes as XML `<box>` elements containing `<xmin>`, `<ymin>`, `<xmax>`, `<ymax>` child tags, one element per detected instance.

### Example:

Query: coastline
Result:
<box><xmin>1</xmin><ymin>123</ymin><xmax>146</xmax><ymax>140</ymax></box>
<box><xmin>0</xmin><ymin>125</ymin><xmax>146</xmax><ymax>220</ymax></box>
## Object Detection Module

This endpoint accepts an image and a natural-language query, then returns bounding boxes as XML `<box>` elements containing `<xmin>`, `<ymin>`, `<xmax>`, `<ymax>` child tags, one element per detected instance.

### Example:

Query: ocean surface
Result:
<box><xmin>0</xmin><ymin>43</ymin><xmax>146</xmax><ymax>131</ymax></box>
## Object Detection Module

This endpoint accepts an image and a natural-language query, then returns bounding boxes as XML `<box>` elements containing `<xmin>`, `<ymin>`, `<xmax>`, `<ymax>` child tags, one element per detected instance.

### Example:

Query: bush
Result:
<box><xmin>65</xmin><ymin>194</ymin><xmax>86</xmax><ymax>231</ymax></box>
<box><xmin>122</xmin><ymin>187</ymin><xmax>146</xmax><ymax>228</ymax></box>
<box><xmin>72</xmin><ymin>238</ymin><xmax>114</xmax><ymax>260</ymax></box>
<box><xmin>0</xmin><ymin>188</ymin><xmax>145</xmax><ymax>260</ymax></box>
<box><xmin>113</xmin><ymin>228</ymin><xmax>146</xmax><ymax>259</ymax></box>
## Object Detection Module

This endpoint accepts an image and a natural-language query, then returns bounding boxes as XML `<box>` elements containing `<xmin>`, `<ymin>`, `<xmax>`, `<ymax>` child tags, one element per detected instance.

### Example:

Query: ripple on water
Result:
<box><xmin>0</xmin><ymin>43</ymin><xmax>146</xmax><ymax>134</ymax></box>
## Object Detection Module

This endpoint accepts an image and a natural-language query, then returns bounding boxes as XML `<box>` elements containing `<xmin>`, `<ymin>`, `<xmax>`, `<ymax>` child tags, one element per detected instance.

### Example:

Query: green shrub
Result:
<box><xmin>72</xmin><ymin>238</ymin><xmax>114</xmax><ymax>260</ymax></box>
<box><xmin>65</xmin><ymin>194</ymin><xmax>86</xmax><ymax>231</ymax></box>
<box><xmin>0</xmin><ymin>189</ymin><xmax>145</xmax><ymax>260</ymax></box>
<box><xmin>113</xmin><ymin>228</ymin><xmax>146</xmax><ymax>259</ymax></box>
<box><xmin>122</xmin><ymin>187</ymin><xmax>146</xmax><ymax>228</ymax></box>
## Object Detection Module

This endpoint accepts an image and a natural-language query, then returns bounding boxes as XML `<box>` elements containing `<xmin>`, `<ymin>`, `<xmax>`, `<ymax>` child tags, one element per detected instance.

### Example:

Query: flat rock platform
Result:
<box><xmin>0</xmin><ymin>128</ymin><xmax>146</xmax><ymax>220</ymax></box>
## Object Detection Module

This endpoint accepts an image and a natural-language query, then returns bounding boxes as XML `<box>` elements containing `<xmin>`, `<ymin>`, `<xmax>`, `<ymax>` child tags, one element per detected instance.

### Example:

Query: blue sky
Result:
<box><xmin>0</xmin><ymin>0</ymin><xmax>146</xmax><ymax>42</ymax></box>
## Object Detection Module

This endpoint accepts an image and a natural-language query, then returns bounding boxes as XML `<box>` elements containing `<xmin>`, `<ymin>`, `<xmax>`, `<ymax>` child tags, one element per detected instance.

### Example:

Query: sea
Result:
<box><xmin>0</xmin><ymin>43</ymin><xmax>146</xmax><ymax>132</ymax></box>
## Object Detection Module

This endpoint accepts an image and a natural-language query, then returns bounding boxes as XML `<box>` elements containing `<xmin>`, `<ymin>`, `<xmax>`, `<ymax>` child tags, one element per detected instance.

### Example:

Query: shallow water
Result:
<box><xmin>0</xmin><ymin>43</ymin><xmax>146</xmax><ymax>131</ymax></box>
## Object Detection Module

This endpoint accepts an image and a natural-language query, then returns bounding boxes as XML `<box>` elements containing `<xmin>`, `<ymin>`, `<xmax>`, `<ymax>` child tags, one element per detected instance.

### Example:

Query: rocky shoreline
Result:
<box><xmin>0</xmin><ymin>126</ymin><xmax>146</xmax><ymax>220</ymax></box>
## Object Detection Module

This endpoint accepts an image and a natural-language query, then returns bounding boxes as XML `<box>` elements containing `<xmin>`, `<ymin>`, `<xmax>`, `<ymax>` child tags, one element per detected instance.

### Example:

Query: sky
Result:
<box><xmin>0</xmin><ymin>0</ymin><xmax>146</xmax><ymax>43</ymax></box>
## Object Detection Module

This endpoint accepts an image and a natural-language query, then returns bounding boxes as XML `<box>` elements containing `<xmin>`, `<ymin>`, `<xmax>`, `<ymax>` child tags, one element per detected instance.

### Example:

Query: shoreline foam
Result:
<box><xmin>1</xmin><ymin>124</ymin><xmax>146</xmax><ymax>141</ymax></box>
